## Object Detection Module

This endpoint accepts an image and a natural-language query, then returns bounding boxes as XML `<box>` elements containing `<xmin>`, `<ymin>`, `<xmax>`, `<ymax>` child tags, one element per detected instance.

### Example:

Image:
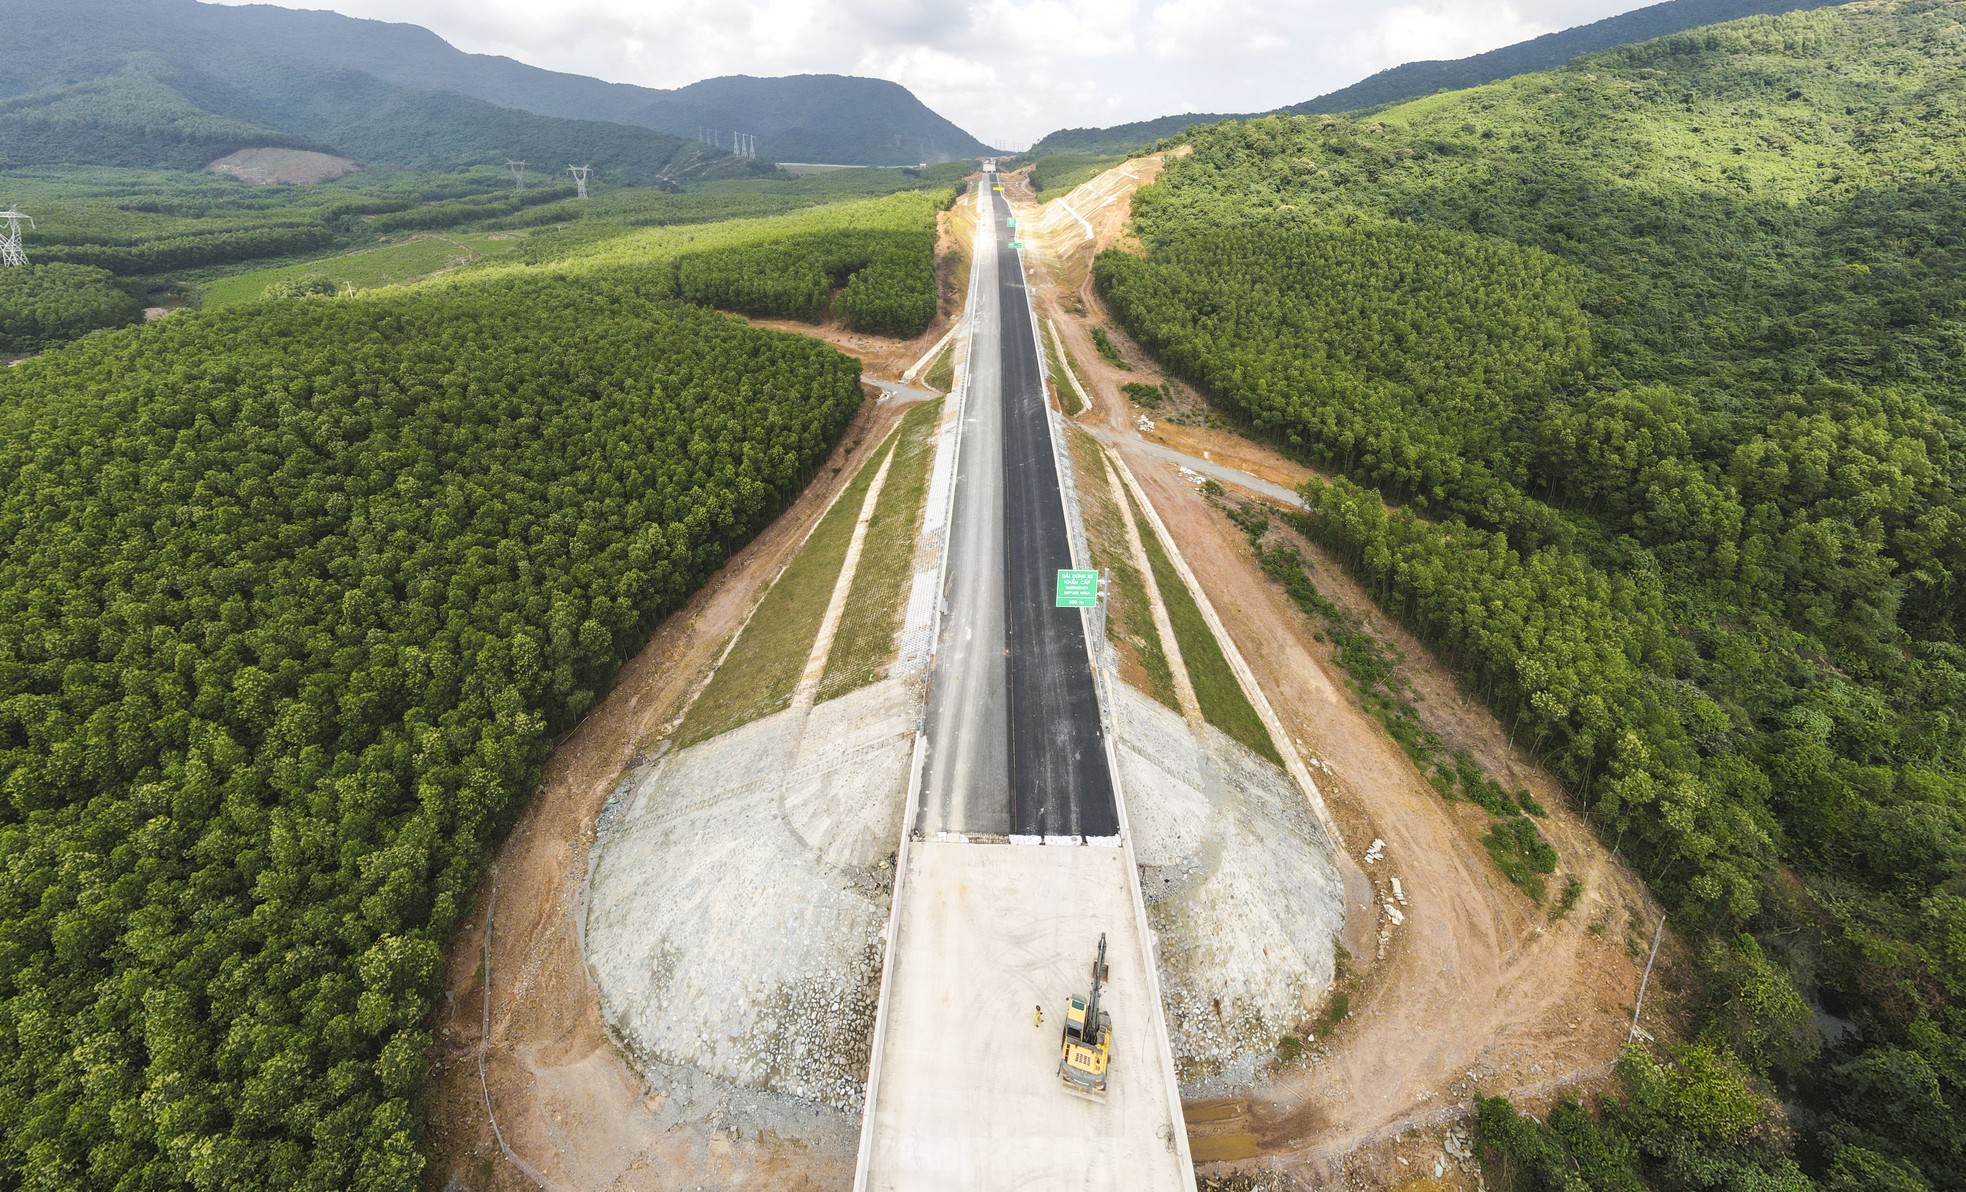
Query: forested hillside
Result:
<box><xmin>1025</xmin><ymin>0</ymin><xmax>1840</xmax><ymax>158</ymax></box>
<box><xmin>0</xmin><ymin>181</ymin><xmax>953</xmax><ymax>1182</ymax></box>
<box><xmin>0</xmin><ymin>0</ymin><xmax>993</xmax><ymax>168</ymax></box>
<box><xmin>0</xmin><ymin>42</ymin><xmax>760</xmax><ymax>187</ymax></box>
<box><xmin>0</xmin><ymin>263</ymin><xmax>143</xmax><ymax>353</ymax></box>
<box><xmin>0</xmin><ymin>161</ymin><xmax>963</xmax><ymax>352</ymax></box>
<box><xmin>1097</xmin><ymin>2</ymin><xmax>1966</xmax><ymax>1188</ymax></box>
<box><xmin>1287</xmin><ymin>0</ymin><xmax>1840</xmax><ymax>115</ymax></box>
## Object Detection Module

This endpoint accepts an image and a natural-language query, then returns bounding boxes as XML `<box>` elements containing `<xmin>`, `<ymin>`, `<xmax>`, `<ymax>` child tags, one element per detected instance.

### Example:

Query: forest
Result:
<box><xmin>677</xmin><ymin>227</ymin><xmax>938</xmax><ymax>335</ymax></box>
<box><xmin>0</xmin><ymin>163</ymin><xmax>962</xmax><ymax>354</ymax></box>
<box><xmin>0</xmin><ymin>263</ymin><xmax>143</xmax><ymax>353</ymax></box>
<box><xmin>1099</xmin><ymin>2</ymin><xmax>1965</xmax><ymax>1189</ymax></box>
<box><xmin>0</xmin><ymin>184</ymin><xmax>925</xmax><ymax>1183</ymax></box>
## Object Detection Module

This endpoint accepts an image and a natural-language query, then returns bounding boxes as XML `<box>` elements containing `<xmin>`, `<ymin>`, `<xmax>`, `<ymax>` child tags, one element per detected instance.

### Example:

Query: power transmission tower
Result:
<box><xmin>0</xmin><ymin>208</ymin><xmax>32</xmax><ymax>268</ymax></box>
<box><xmin>568</xmin><ymin>164</ymin><xmax>591</xmax><ymax>199</ymax></box>
<box><xmin>730</xmin><ymin>132</ymin><xmax>756</xmax><ymax>160</ymax></box>
<box><xmin>506</xmin><ymin>160</ymin><xmax>527</xmax><ymax>190</ymax></box>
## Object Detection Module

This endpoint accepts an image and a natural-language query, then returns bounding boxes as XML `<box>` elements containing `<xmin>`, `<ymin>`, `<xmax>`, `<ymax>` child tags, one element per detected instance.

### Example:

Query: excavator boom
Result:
<box><xmin>1058</xmin><ymin>932</ymin><xmax>1113</xmax><ymax>1099</ymax></box>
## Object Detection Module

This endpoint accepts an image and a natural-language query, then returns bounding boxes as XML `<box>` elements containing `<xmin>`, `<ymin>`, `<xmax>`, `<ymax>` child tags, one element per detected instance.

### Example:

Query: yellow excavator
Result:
<box><xmin>1058</xmin><ymin>933</ymin><xmax>1112</xmax><ymax>1099</ymax></box>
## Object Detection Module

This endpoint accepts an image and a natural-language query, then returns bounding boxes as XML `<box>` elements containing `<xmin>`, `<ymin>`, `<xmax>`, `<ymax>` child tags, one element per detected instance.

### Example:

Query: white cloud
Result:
<box><xmin>1340</xmin><ymin>3</ymin><xmax>1547</xmax><ymax>73</ymax></box>
<box><xmin>1145</xmin><ymin>0</ymin><xmax>1283</xmax><ymax>62</ymax></box>
<box><xmin>209</xmin><ymin>0</ymin><xmax>1661</xmax><ymax>147</ymax></box>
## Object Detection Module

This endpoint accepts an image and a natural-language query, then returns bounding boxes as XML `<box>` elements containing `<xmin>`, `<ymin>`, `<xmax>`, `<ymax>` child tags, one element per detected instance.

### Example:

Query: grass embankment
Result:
<box><xmin>924</xmin><ymin>343</ymin><xmax>955</xmax><ymax>393</ymax></box>
<box><xmin>200</xmin><ymin>232</ymin><xmax>525</xmax><ymax>307</ymax></box>
<box><xmin>815</xmin><ymin>399</ymin><xmax>943</xmax><ymax>701</ymax></box>
<box><xmin>1066</xmin><ymin>429</ymin><xmax>1177</xmax><ymax>709</ymax></box>
<box><xmin>1042</xmin><ymin>318</ymin><xmax>1086</xmax><ymax>415</ymax></box>
<box><xmin>680</xmin><ymin>432</ymin><xmax>892</xmax><ymax>746</ymax></box>
<box><xmin>1123</xmin><ymin>483</ymin><xmax>1278</xmax><ymax>760</ymax></box>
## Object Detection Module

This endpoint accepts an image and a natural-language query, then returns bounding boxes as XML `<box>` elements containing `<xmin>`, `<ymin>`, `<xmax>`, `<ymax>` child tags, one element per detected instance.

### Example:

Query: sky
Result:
<box><xmin>211</xmin><ymin>0</ymin><xmax>1660</xmax><ymax>148</ymax></box>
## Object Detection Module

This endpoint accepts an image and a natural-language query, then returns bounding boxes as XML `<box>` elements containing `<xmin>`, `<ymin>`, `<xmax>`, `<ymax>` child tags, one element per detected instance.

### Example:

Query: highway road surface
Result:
<box><xmin>919</xmin><ymin>168</ymin><xmax>1117</xmax><ymax>840</ymax></box>
<box><xmin>855</xmin><ymin>171</ymin><xmax>1193</xmax><ymax>1192</ymax></box>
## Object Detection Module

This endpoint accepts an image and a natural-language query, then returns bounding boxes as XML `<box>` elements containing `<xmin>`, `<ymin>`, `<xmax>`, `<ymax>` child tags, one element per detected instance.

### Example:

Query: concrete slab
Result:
<box><xmin>862</xmin><ymin>841</ymin><xmax>1189</xmax><ymax>1192</ymax></box>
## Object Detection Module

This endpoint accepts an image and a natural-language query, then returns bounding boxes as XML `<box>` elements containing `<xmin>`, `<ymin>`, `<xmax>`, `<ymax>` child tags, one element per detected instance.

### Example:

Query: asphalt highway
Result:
<box><xmin>919</xmin><ymin>171</ymin><xmax>1117</xmax><ymax>840</ymax></box>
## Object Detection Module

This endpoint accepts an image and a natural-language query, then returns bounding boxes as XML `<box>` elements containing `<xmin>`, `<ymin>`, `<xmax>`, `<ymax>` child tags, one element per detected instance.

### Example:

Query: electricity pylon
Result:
<box><xmin>506</xmin><ymin>160</ymin><xmax>527</xmax><ymax>190</ymax></box>
<box><xmin>0</xmin><ymin>208</ymin><xmax>32</xmax><ymax>268</ymax></box>
<box><xmin>568</xmin><ymin>164</ymin><xmax>591</xmax><ymax>199</ymax></box>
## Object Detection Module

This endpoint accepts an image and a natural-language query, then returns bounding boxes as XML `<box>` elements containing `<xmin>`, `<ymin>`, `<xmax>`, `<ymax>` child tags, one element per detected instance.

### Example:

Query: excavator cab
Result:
<box><xmin>1058</xmin><ymin>933</ymin><xmax>1112</xmax><ymax>1099</ymax></box>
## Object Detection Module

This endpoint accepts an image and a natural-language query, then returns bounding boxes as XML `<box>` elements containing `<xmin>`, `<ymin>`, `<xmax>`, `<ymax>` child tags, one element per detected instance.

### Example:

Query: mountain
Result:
<box><xmin>0</xmin><ymin>0</ymin><xmax>994</xmax><ymax>171</ymax></box>
<box><xmin>202</xmin><ymin>2</ymin><xmax>998</xmax><ymax>164</ymax></box>
<box><xmin>1026</xmin><ymin>0</ymin><xmax>1843</xmax><ymax>158</ymax></box>
<box><xmin>0</xmin><ymin>0</ymin><xmax>763</xmax><ymax>185</ymax></box>
<box><xmin>631</xmin><ymin>75</ymin><xmax>996</xmax><ymax>166</ymax></box>
<box><xmin>1285</xmin><ymin>0</ymin><xmax>1843</xmax><ymax>115</ymax></box>
<box><xmin>1022</xmin><ymin>112</ymin><xmax>1240</xmax><ymax>158</ymax></box>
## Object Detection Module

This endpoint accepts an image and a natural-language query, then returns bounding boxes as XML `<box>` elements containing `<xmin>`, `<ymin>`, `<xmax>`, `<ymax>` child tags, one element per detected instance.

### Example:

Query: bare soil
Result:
<box><xmin>424</xmin><ymin>396</ymin><xmax>909</xmax><ymax>1191</ymax></box>
<box><xmin>1016</xmin><ymin>158</ymin><xmax>1675</xmax><ymax>1185</ymax></box>
<box><xmin>205</xmin><ymin>147</ymin><xmax>361</xmax><ymax>185</ymax></box>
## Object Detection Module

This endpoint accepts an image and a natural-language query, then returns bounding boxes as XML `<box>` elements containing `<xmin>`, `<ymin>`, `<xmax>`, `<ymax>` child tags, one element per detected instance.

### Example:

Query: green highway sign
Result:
<box><xmin>1007</xmin><ymin>217</ymin><xmax>1018</xmax><ymax>227</ymax></box>
<box><xmin>1055</xmin><ymin>569</ymin><xmax>1099</xmax><ymax>608</ymax></box>
<box><xmin>1009</xmin><ymin>240</ymin><xmax>1024</xmax><ymax>249</ymax></box>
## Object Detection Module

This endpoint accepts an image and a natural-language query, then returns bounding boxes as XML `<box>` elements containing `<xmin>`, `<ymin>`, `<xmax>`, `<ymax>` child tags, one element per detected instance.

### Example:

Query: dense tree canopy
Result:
<box><xmin>1098</xmin><ymin>2</ymin><xmax>1966</xmax><ymax>1187</ymax></box>
<box><xmin>678</xmin><ymin>227</ymin><xmax>939</xmax><ymax>335</ymax></box>
<box><xmin>0</xmin><ymin>263</ymin><xmax>143</xmax><ymax>352</ymax></box>
<box><xmin>0</xmin><ymin>260</ymin><xmax>862</xmax><ymax>1186</ymax></box>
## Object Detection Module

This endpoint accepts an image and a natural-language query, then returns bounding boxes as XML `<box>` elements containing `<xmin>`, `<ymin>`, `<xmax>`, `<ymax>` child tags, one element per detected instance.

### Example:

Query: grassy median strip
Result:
<box><xmin>1043</xmin><ymin>318</ymin><xmax>1087</xmax><ymax>415</ymax></box>
<box><xmin>1124</xmin><ymin>483</ymin><xmax>1282</xmax><ymax>764</ymax></box>
<box><xmin>680</xmin><ymin>435</ymin><xmax>892</xmax><ymax>746</ymax></box>
<box><xmin>1067</xmin><ymin>428</ymin><xmax>1178</xmax><ymax>710</ymax></box>
<box><xmin>816</xmin><ymin>399</ymin><xmax>944</xmax><ymax>702</ymax></box>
